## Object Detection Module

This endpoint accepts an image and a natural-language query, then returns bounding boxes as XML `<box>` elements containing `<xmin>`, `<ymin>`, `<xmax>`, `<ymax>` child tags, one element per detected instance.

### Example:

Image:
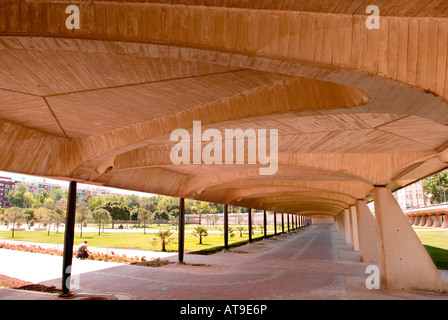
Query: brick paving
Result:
<box><xmin>1</xmin><ymin>225</ymin><xmax>448</xmax><ymax>300</ymax></box>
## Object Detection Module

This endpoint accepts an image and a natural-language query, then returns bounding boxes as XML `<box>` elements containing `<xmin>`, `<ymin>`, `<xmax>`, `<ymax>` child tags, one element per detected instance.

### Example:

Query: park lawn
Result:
<box><xmin>414</xmin><ymin>228</ymin><xmax>448</xmax><ymax>269</ymax></box>
<box><xmin>0</xmin><ymin>229</ymin><xmax>267</xmax><ymax>253</ymax></box>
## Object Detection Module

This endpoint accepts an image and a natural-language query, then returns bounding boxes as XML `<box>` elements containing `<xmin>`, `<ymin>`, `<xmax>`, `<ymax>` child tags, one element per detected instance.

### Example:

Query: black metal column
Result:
<box><xmin>287</xmin><ymin>214</ymin><xmax>290</xmax><ymax>232</ymax></box>
<box><xmin>263</xmin><ymin>210</ymin><xmax>267</xmax><ymax>238</ymax></box>
<box><xmin>274</xmin><ymin>211</ymin><xmax>277</xmax><ymax>235</ymax></box>
<box><xmin>248</xmin><ymin>208</ymin><xmax>252</xmax><ymax>243</ymax></box>
<box><xmin>178</xmin><ymin>197</ymin><xmax>185</xmax><ymax>263</ymax></box>
<box><xmin>224</xmin><ymin>204</ymin><xmax>229</xmax><ymax>250</ymax></box>
<box><xmin>281</xmin><ymin>213</ymin><xmax>284</xmax><ymax>233</ymax></box>
<box><xmin>61</xmin><ymin>181</ymin><xmax>77</xmax><ymax>296</ymax></box>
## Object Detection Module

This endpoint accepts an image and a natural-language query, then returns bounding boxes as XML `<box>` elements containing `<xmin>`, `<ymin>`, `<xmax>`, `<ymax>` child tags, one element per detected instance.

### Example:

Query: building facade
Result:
<box><xmin>0</xmin><ymin>177</ymin><xmax>15</xmax><ymax>208</ymax></box>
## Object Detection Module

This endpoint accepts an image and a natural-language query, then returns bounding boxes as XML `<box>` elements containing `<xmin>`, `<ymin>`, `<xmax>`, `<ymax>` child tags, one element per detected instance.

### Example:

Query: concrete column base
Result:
<box><xmin>374</xmin><ymin>187</ymin><xmax>447</xmax><ymax>293</ymax></box>
<box><xmin>432</xmin><ymin>214</ymin><xmax>441</xmax><ymax>228</ymax></box>
<box><xmin>424</xmin><ymin>215</ymin><xmax>434</xmax><ymax>227</ymax></box>
<box><xmin>418</xmin><ymin>215</ymin><xmax>426</xmax><ymax>226</ymax></box>
<box><xmin>442</xmin><ymin>214</ymin><xmax>448</xmax><ymax>228</ymax></box>
<box><xmin>413</xmin><ymin>215</ymin><xmax>420</xmax><ymax>226</ymax></box>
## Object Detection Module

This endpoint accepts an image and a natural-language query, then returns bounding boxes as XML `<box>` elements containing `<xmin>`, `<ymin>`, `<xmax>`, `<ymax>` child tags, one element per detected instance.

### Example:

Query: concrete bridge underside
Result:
<box><xmin>1</xmin><ymin>0</ymin><xmax>448</xmax><ymax>294</ymax></box>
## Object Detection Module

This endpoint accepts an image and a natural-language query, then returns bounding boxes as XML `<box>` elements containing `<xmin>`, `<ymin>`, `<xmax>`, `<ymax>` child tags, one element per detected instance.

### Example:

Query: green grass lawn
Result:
<box><xmin>1</xmin><ymin>226</ymin><xmax>445</xmax><ymax>268</ymax></box>
<box><xmin>0</xmin><ymin>227</ymin><xmax>272</xmax><ymax>253</ymax></box>
<box><xmin>413</xmin><ymin>228</ymin><xmax>448</xmax><ymax>269</ymax></box>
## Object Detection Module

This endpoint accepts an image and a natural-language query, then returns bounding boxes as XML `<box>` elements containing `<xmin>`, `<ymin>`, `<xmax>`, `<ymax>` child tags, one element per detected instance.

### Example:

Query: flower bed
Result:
<box><xmin>0</xmin><ymin>242</ymin><xmax>170</xmax><ymax>267</ymax></box>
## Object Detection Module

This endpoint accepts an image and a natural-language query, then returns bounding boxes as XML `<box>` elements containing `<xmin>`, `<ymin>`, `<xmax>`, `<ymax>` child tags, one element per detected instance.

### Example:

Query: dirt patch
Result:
<box><xmin>163</xmin><ymin>262</ymin><xmax>229</xmax><ymax>275</ymax></box>
<box><xmin>228</xmin><ymin>250</ymin><xmax>249</xmax><ymax>254</ymax></box>
<box><xmin>0</xmin><ymin>274</ymin><xmax>62</xmax><ymax>293</ymax></box>
<box><xmin>130</xmin><ymin>259</ymin><xmax>173</xmax><ymax>267</ymax></box>
<box><xmin>18</xmin><ymin>284</ymin><xmax>62</xmax><ymax>294</ymax></box>
<box><xmin>0</xmin><ymin>274</ymin><xmax>34</xmax><ymax>289</ymax></box>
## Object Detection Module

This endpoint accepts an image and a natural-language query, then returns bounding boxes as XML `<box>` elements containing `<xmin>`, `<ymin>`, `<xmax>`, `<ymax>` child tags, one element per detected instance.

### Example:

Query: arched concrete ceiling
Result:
<box><xmin>1</xmin><ymin>0</ymin><xmax>448</xmax><ymax>216</ymax></box>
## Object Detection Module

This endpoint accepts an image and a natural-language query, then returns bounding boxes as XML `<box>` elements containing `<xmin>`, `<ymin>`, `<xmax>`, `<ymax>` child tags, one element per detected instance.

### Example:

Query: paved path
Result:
<box><xmin>1</xmin><ymin>225</ymin><xmax>448</xmax><ymax>300</ymax></box>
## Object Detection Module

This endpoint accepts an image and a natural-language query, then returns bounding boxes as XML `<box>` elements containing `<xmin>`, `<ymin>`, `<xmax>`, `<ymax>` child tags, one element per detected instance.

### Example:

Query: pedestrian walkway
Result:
<box><xmin>0</xmin><ymin>225</ymin><xmax>447</xmax><ymax>300</ymax></box>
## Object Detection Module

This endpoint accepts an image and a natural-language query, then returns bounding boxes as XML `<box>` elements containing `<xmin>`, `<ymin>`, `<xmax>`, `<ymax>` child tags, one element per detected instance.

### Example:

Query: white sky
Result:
<box><xmin>0</xmin><ymin>170</ymin><xmax>155</xmax><ymax>197</ymax></box>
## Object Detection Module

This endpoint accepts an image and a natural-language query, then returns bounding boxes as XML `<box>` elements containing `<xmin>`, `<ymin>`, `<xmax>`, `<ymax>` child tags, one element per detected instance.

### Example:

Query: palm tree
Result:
<box><xmin>151</xmin><ymin>229</ymin><xmax>174</xmax><ymax>251</ymax></box>
<box><xmin>236</xmin><ymin>226</ymin><xmax>246</xmax><ymax>237</ymax></box>
<box><xmin>192</xmin><ymin>226</ymin><xmax>208</xmax><ymax>244</ymax></box>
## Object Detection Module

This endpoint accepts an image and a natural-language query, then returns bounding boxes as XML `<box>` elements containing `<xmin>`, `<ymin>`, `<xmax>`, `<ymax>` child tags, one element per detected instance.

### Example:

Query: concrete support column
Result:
<box><xmin>418</xmin><ymin>214</ymin><xmax>427</xmax><ymax>226</ymax></box>
<box><xmin>335</xmin><ymin>212</ymin><xmax>344</xmax><ymax>238</ymax></box>
<box><xmin>442</xmin><ymin>214</ymin><xmax>448</xmax><ymax>228</ymax></box>
<box><xmin>335</xmin><ymin>213</ymin><xmax>342</xmax><ymax>235</ymax></box>
<box><xmin>343</xmin><ymin>208</ymin><xmax>351</xmax><ymax>245</ymax></box>
<box><xmin>350</xmin><ymin>205</ymin><xmax>360</xmax><ymax>252</ymax></box>
<box><xmin>413</xmin><ymin>215</ymin><xmax>420</xmax><ymax>226</ymax></box>
<box><xmin>424</xmin><ymin>215</ymin><xmax>433</xmax><ymax>227</ymax></box>
<box><xmin>408</xmin><ymin>216</ymin><xmax>415</xmax><ymax>225</ymax></box>
<box><xmin>432</xmin><ymin>214</ymin><xmax>441</xmax><ymax>228</ymax></box>
<box><xmin>373</xmin><ymin>187</ymin><xmax>447</xmax><ymax>292</ymax></box>
<box><xmin>355</xmin><ymin>200</ymin><xmax>378</xmax><ymax>263</ymax></box>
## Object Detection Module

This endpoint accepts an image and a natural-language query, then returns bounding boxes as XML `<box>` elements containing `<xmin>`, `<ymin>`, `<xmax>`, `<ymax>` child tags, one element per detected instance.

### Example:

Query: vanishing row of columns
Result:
<box><xmin>408</xmin><ymin>214</ymin><xmax>448</xmax><ymax>228</ymax></box>
<box><xmin>334</xmin><ymin>187</ymin><xmax>448</xmax><ymax>293</ymax></box>
<box><xmin>60</xmin><ymin>182</ymin><xmax>310</xmax><ymax>295</ymax></box>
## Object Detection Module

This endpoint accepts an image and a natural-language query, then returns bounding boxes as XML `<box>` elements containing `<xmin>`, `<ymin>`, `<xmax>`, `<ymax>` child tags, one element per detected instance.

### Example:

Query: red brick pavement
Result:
<box><xmin>36</xmin><ymin>225</ymin><xmax>366</xmax><ymax>299</ymax></box>
<box><xmin>16</xmin><ymin>225</ymin><xmax>448</xmax><ymax>300</ymax></box>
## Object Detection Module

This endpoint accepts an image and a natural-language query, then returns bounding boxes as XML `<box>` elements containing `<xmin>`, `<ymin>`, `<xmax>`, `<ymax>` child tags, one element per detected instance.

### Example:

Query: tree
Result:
<box><xmin>140</xmin><ymin>196</ymin><xmax>158</xmax><ymax>212</ymax></box>
<box><xmin>155</xmin><ymin>197</ymin><xmax>178</xmax><ymax>222</ymax></box>
<box><xmin>4</xmin><ymin>207</ymin><xmax>24</xmax><ymax>238</ymax></box>
<box><xmin>92</xmin><ymin>208</ymin><xmax>111</xmax><ymax>235</ymax></box>
<box><xmin>221</xmin><ymin>227</ymin><xmax>235</xmax><ymax>239</ymax></box>
<box><xmin>422</xmin><ymin>172</ymin><xmax>448</xmax><ymax>205</ymax></box>
<box><xmin>0</xmin><ymin>207</ymin><xmax>5</xmax><ymax>225</ymax></box>
<box><xmin>150</xmin><ymin>229</ymin><xmax>174</xmax><ymax>252</ymax></box>
<box><xmin>125</xmin><ymin>194</ymin><xmax>141</xmax><ymax>209</ymax></box>
<box><xmin>54</xmin><ymin>198</ymin><xmax>67</xmax><ymax>233</ymax></box>
<box><xmin>23</xmin><ymin>209</ymin><xmax>35</xmax><ymax>230</ymax></box>
<box><xmin>76</xmin><ymin>206</ymin><xmax>91</xmax><ymax>237</ymax></box>
<box><xmin>100</xmin><ymin>201</ymin><xmax>130</xmax><ymax>221</ymax></box>
<box><xmin>137</xmin><ymin>208</ymin><xmax>153</xmax><ymax>234</ymax></box>
<box><xmin>192</xmin><ymin>226</ymin><xmax>208</xmax><ymax>244</ymax></box>
<box><xmin>41</xmin><ymin>209</ymin><xmax>60</xmax><ymax>235</ymax></box>
<box><xmin>34</xmin><ymin>190</ymin><xmax>50</xmax><ymax>208</ymax></box>
<box><xmin>87</xmin><ymin>195</ymin><xmax>105</xmax><ymax>211</ymax></box>
<box><xmin>34</xmin><ymin>207</ymin><xmax>48</xmax><ymax>227</ymax></box>
<box><xmin>50</xmin><ymin>188</ymin><xmax>64</xmax><ymax>202</ymax></box>
<box><xmin>236</xmin><ymin>226</ymin><xmax>246</xmax><ymax>237</ymax></box>
<box><xmin>42</xmin><ymin>198</ymin><xmax>55</xmax><ymax>210</ymax></box>
<box><xmin>7</xmin><ymin>185</ymin><xmax>33</xmax><ymax>208</ymax></box>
